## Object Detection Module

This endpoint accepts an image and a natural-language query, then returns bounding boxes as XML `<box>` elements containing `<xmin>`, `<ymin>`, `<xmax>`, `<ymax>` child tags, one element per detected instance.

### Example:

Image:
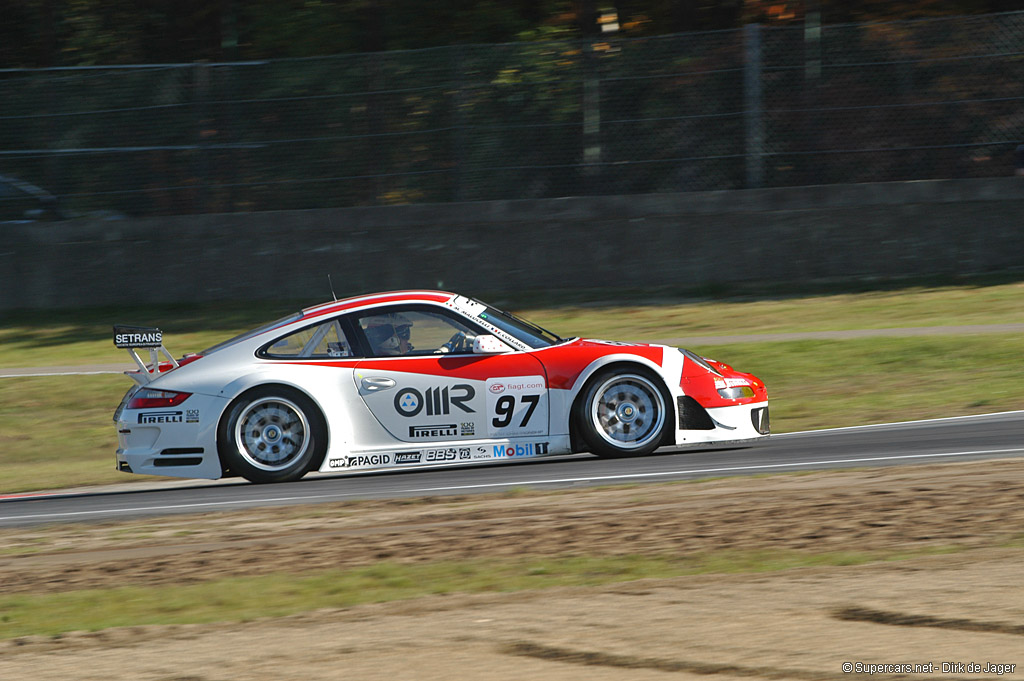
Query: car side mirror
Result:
<box><xmin>472</xmin><ymin>334</ymin><xmax>514</xmax><ymax>354</ymax></box>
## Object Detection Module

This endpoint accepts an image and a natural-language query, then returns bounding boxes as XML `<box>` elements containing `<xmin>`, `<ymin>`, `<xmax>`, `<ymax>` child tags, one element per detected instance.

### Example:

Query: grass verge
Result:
<box><xmin>2</xmin><ymin>282</ymin><xmax>1024</xmax><ymax>368</ymax></box>
<box><xmin>1</xmin><ymin>337</ymin><xmax>1023</xmax><ymax>493</ymax></box>
<box><xmin>0</xmin><ymin>546</ymin><xmax>968</xmax><ymax>639</ymax></box>
<box><xmin>2</xmin><ymin>283</ymin><xmax>1024</xmax><ymax>492</ymax></box>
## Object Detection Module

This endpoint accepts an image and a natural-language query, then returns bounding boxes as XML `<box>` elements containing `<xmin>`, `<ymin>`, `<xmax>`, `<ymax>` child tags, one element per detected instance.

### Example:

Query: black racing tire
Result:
<box><xmin>218</xmin><ymin>386</ymin><xmax>327</xmax><ymax>483</ymax></box>
<box><xmin>574</xmin><ymin>368</ymin><xmax>670</xmax><ymax>458</ymax></box>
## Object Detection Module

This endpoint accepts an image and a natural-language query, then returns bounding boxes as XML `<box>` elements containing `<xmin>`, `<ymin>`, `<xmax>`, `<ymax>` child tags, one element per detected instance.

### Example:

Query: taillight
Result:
<box><xmin>127</xmin><ymin>388</ymin><xmax>192</xmax><ymax>409</ymax></box>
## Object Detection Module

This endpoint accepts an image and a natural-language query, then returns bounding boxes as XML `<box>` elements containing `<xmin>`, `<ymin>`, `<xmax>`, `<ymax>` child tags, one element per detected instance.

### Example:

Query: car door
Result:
<box><xmin>350</xmin><ymin>305</ymin><xmax>549</xmax><ymax>446</ymax></box>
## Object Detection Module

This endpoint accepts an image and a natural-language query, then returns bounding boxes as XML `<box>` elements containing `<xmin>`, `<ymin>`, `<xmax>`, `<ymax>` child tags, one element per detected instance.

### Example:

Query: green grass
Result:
<box><xmin>0</xmin><ymin>301</ymin><xmax>299</xmax><ymax>368</ymax></box>
<box><xmin>4</xmin><ymin>334</ymin><xmax>1022</xmax><ymax>493</ymax></box>
<box><xmin>3</xmin><ymin>282</ymin><xmax>1024</xmax><ymax>367</ymax></box>
<box><xmin>527</xmin><ymin>281</ymin><xmax>1024</xmax><ymax>341</ymax></box>
<box><xmin>2</xmin><ymin>282</ymin><xmax>1024</xmax><ymax>492</ymax></box>
<box><xmin>695</xmin><ymin>334</ymin><xmax>1024</xmax><ymax>431</ymax></box>
<box><xmin>1</xmin><ymin>283</ymin><xmax>1021</xmax><ymax>640</ymax></box>
<box><xmin>0</xmin><ymin>547</ymin><xmax>971</xmax><ymax>639</ymax></box>
<box><xmin>0</xmin><ymin>375</ymin><xmax>167</xmax><ymax>492</ymax></box>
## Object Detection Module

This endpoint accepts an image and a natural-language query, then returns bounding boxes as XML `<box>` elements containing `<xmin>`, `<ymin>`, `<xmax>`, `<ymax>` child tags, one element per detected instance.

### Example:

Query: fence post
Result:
<box><xmin>451</xmin><ymin>44</ymin><xmax>467</xmax><ymax>202</ymax></box>
<box><xmin>582</xmin><ymin>40</ymin><xmax>602</xmax><ymax>195</ymax></box>
<box><xmin>194</xmin><ymin>60</ymin><xmax>210</xmax><ymax>213</ymax></box>
<box><xmin>744</xmin><ymin>23</ymin><xmax>764</xmax><ymax>189</ymax></box>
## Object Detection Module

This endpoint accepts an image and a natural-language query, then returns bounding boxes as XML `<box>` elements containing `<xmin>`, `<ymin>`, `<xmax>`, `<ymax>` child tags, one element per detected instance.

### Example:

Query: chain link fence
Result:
<box><xmin>2</xmin><ymin>11</ymin><xmax>1023</xmax><ymax>218</ymax></box>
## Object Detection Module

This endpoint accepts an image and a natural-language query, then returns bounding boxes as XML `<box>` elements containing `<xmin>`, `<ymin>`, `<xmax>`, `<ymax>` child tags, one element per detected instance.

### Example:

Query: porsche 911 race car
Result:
<box><xmin>113</xmin><ymin>291</ymin><xmax>769</xmax><ymax>484</ymax></box>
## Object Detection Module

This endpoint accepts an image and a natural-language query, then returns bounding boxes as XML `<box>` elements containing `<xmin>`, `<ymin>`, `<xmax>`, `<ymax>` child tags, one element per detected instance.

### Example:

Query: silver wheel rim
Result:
<box><xmin>589</xmin><ymin>374</ymin><xmax>665</xmax><ymax>450</ymax></box>
<box><xmin>233</xmin><ymin>397</ymin><xmax>311</xmax><ymax>471</ymax></box>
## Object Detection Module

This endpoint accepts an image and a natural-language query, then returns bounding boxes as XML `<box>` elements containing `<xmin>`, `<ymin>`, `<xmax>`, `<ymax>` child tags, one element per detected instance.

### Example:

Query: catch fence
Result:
<box><xmin>2</xmin><ymin>11</ymin><xmax>1023</xmax><ymax>217</ymax></box>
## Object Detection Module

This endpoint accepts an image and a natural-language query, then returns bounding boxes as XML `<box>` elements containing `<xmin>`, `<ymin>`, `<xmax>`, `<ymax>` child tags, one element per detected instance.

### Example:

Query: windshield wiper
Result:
<box><xmin>508</xmin><ymin>311</ymin><xmax>562</xmax><ymax>343</ymax></box>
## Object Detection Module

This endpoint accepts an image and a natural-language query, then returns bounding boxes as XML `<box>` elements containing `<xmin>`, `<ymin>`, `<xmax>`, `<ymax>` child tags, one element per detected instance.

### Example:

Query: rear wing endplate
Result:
<box><xmin>113</xmin><ymin>325</ymin><xmax>178</xmax><ymax>384</ymax></box>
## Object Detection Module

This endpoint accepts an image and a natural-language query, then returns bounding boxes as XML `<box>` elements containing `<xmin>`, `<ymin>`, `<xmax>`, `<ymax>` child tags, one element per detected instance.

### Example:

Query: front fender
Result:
<box><xmin>567</xmin><ymin>349</ymin><xmax>683</xmax><ymax>403</ymax></box>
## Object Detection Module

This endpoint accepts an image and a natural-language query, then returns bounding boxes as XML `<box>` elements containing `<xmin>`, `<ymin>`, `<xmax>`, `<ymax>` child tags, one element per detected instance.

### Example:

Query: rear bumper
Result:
<box><xmin>114</xmin><ymin>392</ymin><xmax>228</xmax><ymax>480</ymax></box>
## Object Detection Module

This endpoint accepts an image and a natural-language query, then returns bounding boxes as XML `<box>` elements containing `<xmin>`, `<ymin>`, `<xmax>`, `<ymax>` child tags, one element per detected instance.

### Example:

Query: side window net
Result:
<box><xmin>263</xmin><ymin>320</ymin><xmax>351</xmax><ymax>359</ymax></box>
<box><xmin>356</xmin><ymin>309</ymin><xmax>479</xmax><ymax>357</ymax></box>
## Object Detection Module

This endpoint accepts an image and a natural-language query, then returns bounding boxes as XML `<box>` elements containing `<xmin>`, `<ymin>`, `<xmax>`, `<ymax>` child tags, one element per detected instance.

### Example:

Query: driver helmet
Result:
<box><xmin>364</xmin><ymin>313</ymin><xmax>413</xmax><ymax>355</ymax></box>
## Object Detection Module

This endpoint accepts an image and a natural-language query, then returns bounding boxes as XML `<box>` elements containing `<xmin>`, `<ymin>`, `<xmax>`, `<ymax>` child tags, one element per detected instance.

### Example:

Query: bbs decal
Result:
<box><xmin>424</xmin><ymin>448</ymin><xmax>459</xmax><ymax>462</ymax></box>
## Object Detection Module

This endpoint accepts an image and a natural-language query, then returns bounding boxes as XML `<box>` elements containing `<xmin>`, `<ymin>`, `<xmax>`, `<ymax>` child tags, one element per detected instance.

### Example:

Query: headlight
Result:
<box><xmin>717</xmin><ymin>386</ymin><xmax>754</xmax><ymax>399</ymax></box>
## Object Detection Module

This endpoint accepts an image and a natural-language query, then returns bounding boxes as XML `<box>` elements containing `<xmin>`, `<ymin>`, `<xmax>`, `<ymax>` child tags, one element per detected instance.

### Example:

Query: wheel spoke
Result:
<box><xmin>234</xmin><ymin>397</ymin><xmax>310</xmax><ymax>471</ymax></box>
<box><xmin>588</xmin><ymin>373</ymin><xmax>665</xmax><ymax>452</ymax></box>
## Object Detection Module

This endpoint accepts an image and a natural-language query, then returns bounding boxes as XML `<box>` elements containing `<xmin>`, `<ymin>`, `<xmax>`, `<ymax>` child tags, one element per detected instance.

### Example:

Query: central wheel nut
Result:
<box><xmin>616</xmin><ymin>403</ymin><xmax>638</xmax><ymax>423</ymax></box>
<box><xmin>264</xmin><ymin>425</ymin><xmax>282</xmax><ymax>443</ymax></box>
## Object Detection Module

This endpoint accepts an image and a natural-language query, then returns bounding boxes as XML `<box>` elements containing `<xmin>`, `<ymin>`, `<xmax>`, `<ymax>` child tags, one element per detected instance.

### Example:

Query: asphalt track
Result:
<box><xmin>0</xmin><ymin>411</ymin><xmax>1020</xmax><ymax>528</ymax></box>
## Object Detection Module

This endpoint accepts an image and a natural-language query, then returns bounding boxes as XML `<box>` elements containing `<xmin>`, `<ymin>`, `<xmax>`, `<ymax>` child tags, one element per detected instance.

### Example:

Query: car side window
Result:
<box><xmin>263</xmin><ymin>320</ymin><xmax>352</xmax><ymax>359</ymax></box>
<box><xmin>355</xmin><ymin>308</ymin><xmax>481</xmax><ymax>357</ymax></box>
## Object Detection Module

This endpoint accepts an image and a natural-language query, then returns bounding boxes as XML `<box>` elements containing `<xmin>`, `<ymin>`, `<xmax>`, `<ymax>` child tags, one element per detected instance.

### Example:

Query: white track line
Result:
<box><xmin>2</xmin><ymin>447</ymin><xmax>1021</xmax><ymax>523</ymax></box>
<box><xmin>0</xmin><ymin>365</ymin><xmax>131</xmax><ymax>378</ymax></box>
<box><xmin>1</xmin><ymin>411</ymin><xmax>1019</xmax><ymax>503</ymax></box>
<box><xmin>1</xmin><ymin>370</ymin><xmax>126</xmax><ymax>377</ymax></box>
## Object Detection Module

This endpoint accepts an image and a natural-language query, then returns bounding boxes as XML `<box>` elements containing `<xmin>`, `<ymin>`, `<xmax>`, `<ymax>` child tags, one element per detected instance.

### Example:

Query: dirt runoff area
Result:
<box><xmin>2</xmin><ymin>459</ymin><xmax>1024</xmax><ymax>681</ymax></box>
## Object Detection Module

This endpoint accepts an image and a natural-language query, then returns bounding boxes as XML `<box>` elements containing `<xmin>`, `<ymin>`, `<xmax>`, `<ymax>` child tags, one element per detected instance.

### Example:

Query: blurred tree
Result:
<box><xmin>0</xmin><ymin>0</ymin><xmax>55</xmax><ymax>67</ymax></box>
<box><xmin>0</xmin><ymin>1</ymin><xmax>1021</xmax><ymax>66</ymax></box>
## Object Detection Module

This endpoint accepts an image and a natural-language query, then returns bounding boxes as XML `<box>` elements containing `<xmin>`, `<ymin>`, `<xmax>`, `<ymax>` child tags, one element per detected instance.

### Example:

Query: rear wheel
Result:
<box><xmin>576</xmin><ymin>370</ymin><xmax>669</xmax><ymax>458</ymax></box>
<box><xmin>219</xmin><ymin>386</ymin><xmax>326</xmax><ymax>483</ymax></box>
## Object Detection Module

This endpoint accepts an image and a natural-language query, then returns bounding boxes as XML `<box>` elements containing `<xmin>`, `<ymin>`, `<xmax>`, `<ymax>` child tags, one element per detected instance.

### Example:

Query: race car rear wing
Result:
<box><xmin>113</xmin><ymin>325</ymin><xmax>178</xmax><ymax>384</ymax></box>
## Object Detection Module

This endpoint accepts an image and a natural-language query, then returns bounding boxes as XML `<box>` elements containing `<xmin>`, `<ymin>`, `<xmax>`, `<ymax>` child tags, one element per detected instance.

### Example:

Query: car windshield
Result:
<box><xmin>478</xmin><ymin>305</ymin><xmax>563</xmax><ymax>349</ymax></box>
<box><xmin>201</xmin><ymin>312</ymin><xmax>303</xmax><ymax>355</ymax></box>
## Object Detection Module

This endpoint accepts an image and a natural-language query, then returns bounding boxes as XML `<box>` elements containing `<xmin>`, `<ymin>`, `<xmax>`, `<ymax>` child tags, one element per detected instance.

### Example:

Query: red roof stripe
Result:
<box><xmin>300</xmin><ymin>290</ymin><xmax>454</xmax><ymax>321</ymax></box>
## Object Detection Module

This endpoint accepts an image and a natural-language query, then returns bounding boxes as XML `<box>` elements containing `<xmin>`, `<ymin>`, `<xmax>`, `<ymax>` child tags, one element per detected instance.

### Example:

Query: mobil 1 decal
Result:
<box><xmin>485</xmin><ymin>376</ymin><xmax>547</xmax><ymax>438</ymax></box>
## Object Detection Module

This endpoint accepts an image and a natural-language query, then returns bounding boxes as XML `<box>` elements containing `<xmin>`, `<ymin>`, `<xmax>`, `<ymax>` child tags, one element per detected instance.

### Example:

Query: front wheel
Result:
<box><xmin>219</xmin><ymin>386</ymin><xmax>326</xmax><ymax>483</ymax></box>
<box><xmin>576</xmin><ymin>370</ymin><xmax>669</xmax><ymax>458</ymax></box>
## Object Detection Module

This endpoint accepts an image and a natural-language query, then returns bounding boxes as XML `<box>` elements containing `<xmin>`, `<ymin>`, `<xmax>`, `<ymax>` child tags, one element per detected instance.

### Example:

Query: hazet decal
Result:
<box><xmin>394</xmin><ymin>452</ymin><xmax>421</xmax><ymax>464</ymax></box>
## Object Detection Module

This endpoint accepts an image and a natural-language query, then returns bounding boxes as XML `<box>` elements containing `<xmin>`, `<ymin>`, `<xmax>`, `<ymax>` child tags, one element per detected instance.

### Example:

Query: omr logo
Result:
<box><xmin>394</xmin><ymin>385</ymin><xmax>475</xmax><ymax>417</ymax></box>
<box><xmin>395</xmin><ymin>390</ymin><xmax>420</xmax><ymax>416</ymax></box>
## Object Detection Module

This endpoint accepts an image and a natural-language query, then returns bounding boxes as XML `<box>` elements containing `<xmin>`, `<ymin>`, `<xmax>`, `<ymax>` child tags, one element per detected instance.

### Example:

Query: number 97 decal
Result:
<box><xmin>486</xmin><ymin>376</ymin><xmax>548</xmax><ymax>437</ymax></box>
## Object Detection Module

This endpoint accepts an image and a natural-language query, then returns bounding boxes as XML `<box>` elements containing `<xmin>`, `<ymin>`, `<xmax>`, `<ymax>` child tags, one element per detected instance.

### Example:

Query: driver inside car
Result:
<box><xmin>364</xmin><ymin>314</ymin><xmax>414</xmax><ymax>356</ymax></box>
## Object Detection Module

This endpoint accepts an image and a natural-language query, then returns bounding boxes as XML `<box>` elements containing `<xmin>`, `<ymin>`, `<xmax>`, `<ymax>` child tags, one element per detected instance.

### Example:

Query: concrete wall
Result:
<box><xmin>4</xmin><ymin>177</ymin><xmax>1024</xmax><ymax>311</ymax></box>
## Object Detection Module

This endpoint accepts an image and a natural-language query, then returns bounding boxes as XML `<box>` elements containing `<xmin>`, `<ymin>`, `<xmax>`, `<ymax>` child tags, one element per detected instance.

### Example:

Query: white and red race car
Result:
<box><xmin>113</xmin><ymin>291</ymin><xmax>769</xmax><ymax>484</ymax></box>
